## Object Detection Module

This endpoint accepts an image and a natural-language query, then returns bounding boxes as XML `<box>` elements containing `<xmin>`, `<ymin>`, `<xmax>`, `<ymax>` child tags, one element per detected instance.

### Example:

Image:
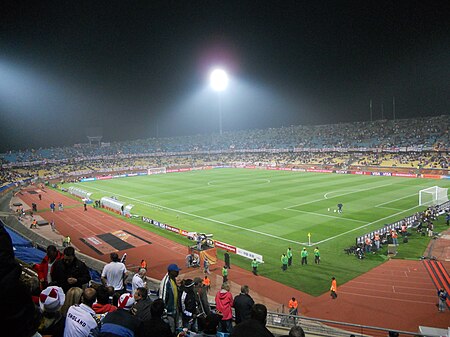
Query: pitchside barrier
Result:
<box><xmin>356</xmin><ymin>200</ymin><xmax>450</xmax><ymax>245</ymax></box>
<box><xmin>141</xmin><ymin>216</ymin><xmax>264</xmax><ymax>263</ymax></box>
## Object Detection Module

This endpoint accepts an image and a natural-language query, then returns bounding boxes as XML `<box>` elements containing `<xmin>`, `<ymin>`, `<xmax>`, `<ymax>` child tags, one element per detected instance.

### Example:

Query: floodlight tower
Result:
<box><xmin>210</xmin><ymin>68</ymin><xmax>229</xmax><ymax>135</ymax></box>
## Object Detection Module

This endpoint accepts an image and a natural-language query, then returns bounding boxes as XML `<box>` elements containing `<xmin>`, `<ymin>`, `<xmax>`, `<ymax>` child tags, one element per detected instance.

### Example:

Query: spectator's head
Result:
<box><xmin>221</xmin><ymin>282</ymin><xmax>230</xmax><ymax>291</ymax></box>
<box><xmin>61</xmin><ymin>287</ymin><xmax>83</xmax><ymax>316</ymax></box>
<box><xmin>96</xmin><ymin>285</ymin><xmax>110</xmax><ymax>305</ymax></box>
<box><xmin>46</xmin><ymin>245</ymin><xmax>59</xmax><ymax>261</ymax></box>
<box><xmin>39</xmin><ymin>286</ymin><xmax>65</xmax><ymax>313</ymax></box>
<box><xmin>167</xmin><ymin>263</ymin><xmax>180</xmax><ymax>278</ymax></box>
<box><xmin>110</xmin><ymin>252</ymin><xmax>119</xmax><ymax>262</ymax></box>
<box><xmin>150</xmin><ymin>298</ymin><xmax>165</xmax><ymax>317</ymax></box>
<box><xmin>250</xmin><ymin>304</ymin><xmax>268</xmax><ymax>326</ymax></box>
<box><xmin>138</xmin><ymin>268</ymin><xmax>147</xmax><ymax>277</ymax></box>
<box><xmin>183</xmin><ymin>278</ymin><xmax>194</xmax><ymax>290</ymax></box>
<box><xmin>118</xmin><ymin>293</ymin><xmax>135</xmax><ymax>310</ymax></box>
<box><xmin>107</xmin><ymin>286</ymin><xmax>115</xmax><ymax>297</ymax></box>
<box><xmin>241</xmin><ymin>285</ymin><xmax>250</xmax><ymax>295</ymax></box>
<box><xmin>134</xmin><ymin>287</ymin><xmax>148</xmax><ymax>302</ymax></box>
<box><xmin>82</xmin><ymin>287</ymin><xmax>97</xmax><ymax>307</ymax></box>
<box><xmin>63</xmin><ymin>246</ymin><xmax>75</xmax><ymax>265</ymax></box>
<box><xmin>193</xmin><ymin>277</ymin><xmax>203</xmax><ymax>286</ymax></box>
<box><xmin>289</xmin><ymin>325</ymin><xmax>305</xmax><ymax>337</ymax></box>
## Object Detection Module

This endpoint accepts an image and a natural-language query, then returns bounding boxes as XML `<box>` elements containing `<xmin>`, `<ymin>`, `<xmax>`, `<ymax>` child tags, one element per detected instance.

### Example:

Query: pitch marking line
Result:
<box><xmin>284</xmin><ymin>209</ymin><xmax>366</xmax><ymax>223</ymax></box>
<box><xmin>286</xmin><ymin>182</ymin><xmax>393</xmax><ymax>209</ymax></box>
<box><xmin>80</xmin><ymin>184</ymin><xmax>420</xmax><ymax>247</ymax></box>
<box><xmin>376</xmin><ymin>206</ymin><xmax>404</xmax><ymax>211</ymax></box>
<box><xmin>207</xmin><ymin>179</ymin><xmax>271</xmax><ymax>186</ymax></box>
<box><xmin>313</xmin><ymin>204</ymin><xmax>420</xmax><ymax>245</ymax></box>
<box><xmin>78</xmin><ymin>185</ymin><xmax>306</xmax><ymax>246</ymax></box>
<box><xmin>374</xmin><ymin>193</ymin><xmax>417</xmax><ymax>208</ymax></box>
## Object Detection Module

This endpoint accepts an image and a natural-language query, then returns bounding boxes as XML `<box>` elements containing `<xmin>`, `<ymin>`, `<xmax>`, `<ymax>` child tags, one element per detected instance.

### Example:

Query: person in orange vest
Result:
<box><xmin>202</xmin><ymin>275</ymin><xmax>211</xmax><ymax>293</ymax></box>
<box><xmin>330</xmin><ymin>277</ymin><xmax>337</xmax><ymax>299</ymax></box>
<box><xmin>30</xmin><ymin>218</ymin><xmax>38</xmax><ymax>229</ymax></box>
<box><xmin>288</xmin><ymin>297</ymin><xmax>298</xmax><ymax>316</ymax></box>
<box><xmin>140</xmin><ymin>259</ymin><xmax>147</xmax><ymax>270</ymax></box>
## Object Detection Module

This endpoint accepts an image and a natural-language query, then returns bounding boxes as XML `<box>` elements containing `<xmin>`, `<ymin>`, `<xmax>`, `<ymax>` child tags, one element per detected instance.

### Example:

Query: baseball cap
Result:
<box><xmin>167</xmin><ymin>263</ymin><xmax>180</xmax><ymax>272</ymax></box>
<box><xmin>118</xmin><ymin>293</ymin><xmax>135</xmax><ymax>310</ymax></box>
<box><xmin>39</xmin><ymin>286</ymin><xmax>65</xmax><ymax>313</ymax></box>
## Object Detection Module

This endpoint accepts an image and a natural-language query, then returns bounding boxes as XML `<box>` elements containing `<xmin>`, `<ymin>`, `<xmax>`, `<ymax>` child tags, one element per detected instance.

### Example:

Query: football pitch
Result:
<box><xmin>71</xmin><ymin>168</ymin><xmax>450</xmax><ymax>295</ymax></box>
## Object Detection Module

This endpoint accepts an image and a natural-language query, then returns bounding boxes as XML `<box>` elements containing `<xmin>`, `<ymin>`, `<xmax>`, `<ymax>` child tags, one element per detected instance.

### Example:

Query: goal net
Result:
<box><xmin>147</xmin><ymin>167</ymin><xmax>167</xmax><ymax>175</ymax></box>
<box><xmin>419</xmin><ymin>186</ymin><xmax>449</xmax><ymax>206</ymax></box>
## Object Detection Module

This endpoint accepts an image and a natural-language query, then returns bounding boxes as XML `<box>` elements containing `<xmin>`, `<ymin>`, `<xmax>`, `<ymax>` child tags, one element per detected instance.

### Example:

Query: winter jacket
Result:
<box><xmin>132</xmin><ymin>297</ymin><xmax>153</xmax><ymax>321</ymax></box>
<box><xmin>51</xmin><ymin>256</ymin><xmax>91</xmax><ymax>293</ymax></box>
<box><xmin>159</xmin><ymin>273</ymin><xmax>178</xmax><ymax>316</ymax></box>
<box><xmin>34</xmin><ymin>251</ymin><xmax>64</xmax><ymax>288</ymax></box>
<box><xmin>233</xmin><ymin>293</ymin><xmax>254</xmax><ymax>324</ymax></box>
<box><xmin>215</xmin><ymin>289</ymin><xmax>233</xmax><ymax>320</ymax></box>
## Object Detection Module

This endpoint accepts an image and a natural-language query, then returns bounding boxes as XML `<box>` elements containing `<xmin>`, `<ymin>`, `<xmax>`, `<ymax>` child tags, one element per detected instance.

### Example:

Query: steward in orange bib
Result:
<box><xmin>288</xmin><ymin>297</ymin><xmax>298</xmax><ymax>315</ymax></box>
<box><xmin>330</xmin><ymin>277</ymin><xmax>337</xmax><ymax>299</ymax></box>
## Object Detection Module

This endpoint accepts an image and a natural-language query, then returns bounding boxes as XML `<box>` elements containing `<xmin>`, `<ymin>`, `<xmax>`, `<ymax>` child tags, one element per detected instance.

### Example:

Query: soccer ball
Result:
<box><xmin>334</xmin><ymin>210</ymin><xmax>336</xmax><ymax>213</ymax></box>
<box><xmin>328</xmin><ymin>208</ymin><xmax>330</xmax><ymax>211</ymax></box>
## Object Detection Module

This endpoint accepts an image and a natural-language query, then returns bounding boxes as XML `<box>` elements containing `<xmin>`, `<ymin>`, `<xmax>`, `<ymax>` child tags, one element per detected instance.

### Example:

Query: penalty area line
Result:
<box><xmin>312</xmin><ymin>204</ymin><xmax>420</xmax><ymax>245</ymax></box>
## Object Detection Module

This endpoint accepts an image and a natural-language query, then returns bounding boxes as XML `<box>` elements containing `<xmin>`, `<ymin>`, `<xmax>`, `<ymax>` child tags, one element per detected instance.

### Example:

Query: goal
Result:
<box><xmin>419</xmin><ymin>186</ymin><xmax>449</xmax><ymax>206</ymax></box>
<box><xmin>147</xmin><ymin>167</ymin><xmax>167</xmax><ymax>175</ymax></box>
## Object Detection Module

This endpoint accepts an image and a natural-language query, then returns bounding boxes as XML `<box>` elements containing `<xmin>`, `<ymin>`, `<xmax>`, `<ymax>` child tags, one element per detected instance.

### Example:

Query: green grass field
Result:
<box><xmin>67</xmin><ymin>168</ymin><xmax>450</xmax><ymax>296</ymax></box>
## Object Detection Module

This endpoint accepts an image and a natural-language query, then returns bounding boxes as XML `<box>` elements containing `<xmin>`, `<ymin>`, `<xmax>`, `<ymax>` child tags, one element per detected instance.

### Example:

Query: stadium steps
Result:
<box><xmin>423</xmin><ymin>259</ymin><xmax>450</xmax><ymax>307</ymax></box>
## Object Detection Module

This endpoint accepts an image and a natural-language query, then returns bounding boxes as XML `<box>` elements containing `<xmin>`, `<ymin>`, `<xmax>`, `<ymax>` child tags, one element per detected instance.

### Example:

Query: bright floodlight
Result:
<box><xmin>210</xmin><ymin>69</ymin><xmax>228</xmax><ymax>91</ymax></box>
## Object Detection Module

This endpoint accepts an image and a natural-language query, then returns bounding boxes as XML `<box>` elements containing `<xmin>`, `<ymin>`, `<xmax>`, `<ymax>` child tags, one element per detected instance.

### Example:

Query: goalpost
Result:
<box><xmin>147</xmin><ymin>167</ymin><xmax>167</xmax><ymax>175</ymax></box>
<box><xmin>419</xmin><ymin>186</ymin><xmax>449</xmax><ymax>206</ymax></box>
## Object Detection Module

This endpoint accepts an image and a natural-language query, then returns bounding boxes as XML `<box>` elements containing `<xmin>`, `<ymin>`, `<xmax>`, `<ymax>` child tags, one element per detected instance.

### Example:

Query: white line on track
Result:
<box><xmin>337</xmin><ymin>291</ymin><xmax>434</xmax><ymax>305</ymax></box>
<box><xmin>78</xmin><ymin>184</ymin><xmax>307</xmax><ymax>246</ymax></box>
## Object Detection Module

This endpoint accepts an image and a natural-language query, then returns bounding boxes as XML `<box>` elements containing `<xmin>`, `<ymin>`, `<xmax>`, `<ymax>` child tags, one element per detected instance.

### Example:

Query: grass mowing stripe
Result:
<box><xmin>80</xmin><ymin>184</ymin><xmax>306</xmax><ymax>245</ymax></box>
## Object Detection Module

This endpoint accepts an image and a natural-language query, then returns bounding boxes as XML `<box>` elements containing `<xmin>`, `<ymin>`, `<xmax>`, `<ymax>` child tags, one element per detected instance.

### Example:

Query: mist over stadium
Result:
<box><xmin>1</xmin><ymin>1</ymin><xmax>449</xmax><ymax>152</ymax></box>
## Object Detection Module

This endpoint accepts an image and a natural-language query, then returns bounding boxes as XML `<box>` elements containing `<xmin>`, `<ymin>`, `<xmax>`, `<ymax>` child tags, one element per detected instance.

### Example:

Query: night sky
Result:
<box><xmin>1</xmin><ymin>1</ymin><xmax>449</xmax><ymax>152</ymax></box>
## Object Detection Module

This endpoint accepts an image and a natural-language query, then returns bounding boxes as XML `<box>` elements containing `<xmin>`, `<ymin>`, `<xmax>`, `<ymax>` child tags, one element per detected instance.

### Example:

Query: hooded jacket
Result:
<box><xmin>215</xmin><ymin>289</ymin><xmax>233</xmax><ymax>320</ymax></box>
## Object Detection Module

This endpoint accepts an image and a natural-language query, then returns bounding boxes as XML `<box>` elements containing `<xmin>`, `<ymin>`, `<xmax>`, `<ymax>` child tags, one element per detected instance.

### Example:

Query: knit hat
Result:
<box><xmin>39</xmin><ymin>286</ymin><xmax>65</xmax><ymax>312</ymax></box>
<box><xmin>118</xmin><ymin>293</ymin><xmax>135</xmax><ymax>310</ymax></box>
